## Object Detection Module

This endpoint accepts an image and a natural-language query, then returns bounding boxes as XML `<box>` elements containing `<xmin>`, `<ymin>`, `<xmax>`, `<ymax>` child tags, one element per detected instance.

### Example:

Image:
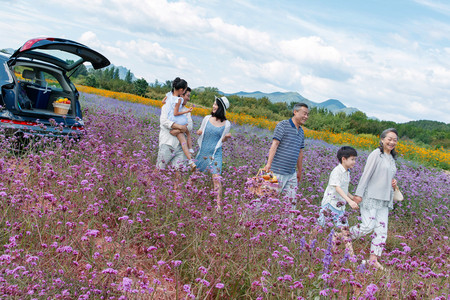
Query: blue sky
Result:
<box><xmin>1</xmin><ymin>0</ymin><xmax>449</xmax><ymax>123</ymax></box>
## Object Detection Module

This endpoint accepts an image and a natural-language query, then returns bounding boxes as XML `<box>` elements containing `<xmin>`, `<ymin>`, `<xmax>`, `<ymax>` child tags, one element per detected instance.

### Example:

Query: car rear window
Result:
<box><xmin>30</xmin><ymin>49</ymin><xmax>84</xmax><ymax>69</ymax></box>
<box><xmin>43</xmin><ymin>72</ymin><xmax>63</xmax><ymax>91</ymax></box>
<box><xmin>14</xmin><ymin>66</ymin><xmax>33</xmax><ymax>83</ymax></box>
<box><xmin>14</xmin><ymin>66</ymin><xmax>64</xmax><ymax>91</ymax></box>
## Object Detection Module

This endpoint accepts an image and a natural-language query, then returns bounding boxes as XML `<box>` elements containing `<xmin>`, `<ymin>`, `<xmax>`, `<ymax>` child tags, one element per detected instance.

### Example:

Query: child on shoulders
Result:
<box><xmin>318</xmin><ymin>146</ymin><xmax>359</xmax><ymax>257</ymax></box>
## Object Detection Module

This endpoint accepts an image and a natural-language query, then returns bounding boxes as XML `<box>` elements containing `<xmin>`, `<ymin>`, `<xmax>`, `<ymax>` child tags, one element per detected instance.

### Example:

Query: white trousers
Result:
<box><xmin>273</xmin><ymin>172</ymin><xmax>298</xmax><ymax>209</ymax></box>
<box><xmin>349</xmin><ymin>206</ymin><xmax>389</xmax><ymax>256</ymax></box>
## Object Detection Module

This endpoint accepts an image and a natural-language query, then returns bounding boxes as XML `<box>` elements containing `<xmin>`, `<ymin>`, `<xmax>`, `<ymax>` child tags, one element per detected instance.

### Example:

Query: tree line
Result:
<box><xmin>73</xmin><ymin>68</ymin><xmax>449</xmax><ymax>149</ymax></box>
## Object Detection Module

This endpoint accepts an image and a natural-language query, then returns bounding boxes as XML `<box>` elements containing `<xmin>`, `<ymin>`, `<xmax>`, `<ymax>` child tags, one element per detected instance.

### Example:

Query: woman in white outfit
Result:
<box><xmin>350</xmin><ymin>128</ymin><xmax>399</xmax><ymax>270</ymax></box>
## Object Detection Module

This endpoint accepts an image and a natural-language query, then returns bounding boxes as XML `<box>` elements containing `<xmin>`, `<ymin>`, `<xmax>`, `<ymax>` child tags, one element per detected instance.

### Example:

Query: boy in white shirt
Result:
<box><xmin>318</xmin><ymin>146</ymin><xmax>359</xmax><ymax>256</ymax></box>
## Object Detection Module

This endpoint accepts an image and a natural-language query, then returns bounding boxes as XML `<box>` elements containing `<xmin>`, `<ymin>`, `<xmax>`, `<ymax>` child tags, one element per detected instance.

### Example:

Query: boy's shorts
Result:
<box><xmin>318</xmin><ymin>203</ymin><xmax>349</xmax><ymax>228</ymax></box>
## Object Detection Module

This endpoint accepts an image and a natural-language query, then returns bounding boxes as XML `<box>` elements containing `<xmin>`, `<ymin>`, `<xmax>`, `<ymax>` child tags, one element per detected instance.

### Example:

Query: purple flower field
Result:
<box><xmin>0</xmin><ymin>93</ymin><xmax>448</xmax><ymax>299</ymax></box>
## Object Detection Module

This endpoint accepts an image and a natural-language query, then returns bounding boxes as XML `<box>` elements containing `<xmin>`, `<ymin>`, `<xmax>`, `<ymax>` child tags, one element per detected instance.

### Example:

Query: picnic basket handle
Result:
<box><xmin>256</xmin><ymin>168</ymin><xmax>274</xmax><ymax>177</ymax></box>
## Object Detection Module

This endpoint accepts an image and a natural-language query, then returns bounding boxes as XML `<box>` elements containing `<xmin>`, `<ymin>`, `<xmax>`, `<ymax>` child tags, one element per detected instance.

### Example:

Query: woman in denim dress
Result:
<box><xmin>195</xmin><ymin>96</ymin><xmax>231</xmax><ymax>211</ymax></box>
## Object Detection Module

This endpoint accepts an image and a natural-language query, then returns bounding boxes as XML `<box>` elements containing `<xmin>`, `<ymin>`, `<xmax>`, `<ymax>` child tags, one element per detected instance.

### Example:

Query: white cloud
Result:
<box><xmin>115</xmin><ymin>0</ymin><xmax>208</xmax><ymax>33</ymax></box>
<box><xmin>117</xmin><ymin>39</ymin><xmax>188</xmax><ymax>68</ymax></box>
<box><xmin>414</xmin><ymin>0</ymin><xmax>450</xmax><ymax>16</ymax></box>
<box><xmin>79</xmin><ymin>32</ymin><xmax>127</xmax><ymax>59</ymax></box>
<box><xmin>208</xmin><ymin>18</ymin><xmax>272</xmax><ymax>52</ymax></box>
<box><xmin>45</xmin><ymin>0</ymin><xmax>208</xmax><ymax>35</ymax></box>
<box><xmin>79</xmin><ymin>31</ymin><xmax>100</xmax><ymax>48</ymax></box>
<box><xmin>279</xmin><ymin>36</ymin><xmax>342</xmax><ymax>64</ymax></box>
<box><xmin>231</xmin><ymin>58</ymin><xmax>301</xmax><ymax>88</ymax></box>
<box><xmin>1</xmin><ymin>0</ymin><xmax>450</xmax><ymax>122</ymax></box>
<box><xmin>409</xmin><ymin>101</ymin><xmax>434</xmax><ymax>115</ymax></box>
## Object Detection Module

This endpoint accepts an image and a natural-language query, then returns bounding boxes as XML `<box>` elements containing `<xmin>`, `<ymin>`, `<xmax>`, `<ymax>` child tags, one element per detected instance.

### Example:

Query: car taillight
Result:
<box><xmin>72</xmin><ymin>126</ymin><xmax>84</xmax><ymax>131</ymax></box>
<box><xmin>0</xmin><ymin>119</ymin><xmax>38</xmax><ymax>126</ymax></box>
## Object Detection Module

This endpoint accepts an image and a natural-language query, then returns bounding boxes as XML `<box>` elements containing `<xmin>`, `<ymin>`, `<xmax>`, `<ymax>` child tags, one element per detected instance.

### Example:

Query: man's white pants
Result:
<box><xmin>273</xmin><ymin>172</ymin><xmax>298</xmax><ymax>210</ymax></box>
<box><xmin>349</xmin><ymin>206</ymin><xmax>389</xmax><ymax>256</ymax></box>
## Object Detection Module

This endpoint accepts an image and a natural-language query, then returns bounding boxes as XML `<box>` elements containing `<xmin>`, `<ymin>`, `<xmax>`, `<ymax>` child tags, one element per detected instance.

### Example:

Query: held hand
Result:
<box><xmin>349</xmin><ymin>200</ymin><xmax>359</xmax><ymax>210</ymax></box>
<box><xmin>162</xmin><ymin>96</ymin><xmax>167</xmax><ymax>104</ymax></box>
<box><xmin>263</xmin><ymin>164</ymin><xmax>271</xmax><ymax>173</ymax></box>
<box><xmin>196</xmin><ymin>130</ymin><xmax>202</xmax><ymax>136</ymax></box>
<box><xmin>353</xmin><ymin>196</ymin><xmax>362</xmax><ymax>204</ymax></box>
<box><xmin>392</xmin><ymin>179</ymin><xmax>397</xmax><ymax>189</ymax></box>
<box><xmin>177</xmin><ymin>124</ymin><xmax>187</xmax><ymax>133</ymax></box>
<box><xmin>187</xmin><ymin>107</ymin><xmax>193</xmax><ymax>113</ymax></box>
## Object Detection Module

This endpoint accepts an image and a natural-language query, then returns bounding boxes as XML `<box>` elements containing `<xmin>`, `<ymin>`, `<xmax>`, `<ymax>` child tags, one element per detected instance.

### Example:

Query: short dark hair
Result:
<box><xmin>293</xmin><ymin>103</ymin><xmax>309</xmax><ymax>115</ymax></box>
<box><xmin>293</xmin><ymin>102</ymin><xmax>308</xmax><ymax>111</ymax></box>
<box><xmin>212</xmin><ymin>98</ymin><xmax>227</xmax><ymax>122</ymax></box>
<box><xmin>337</xmin><ymin>146</ymin><xmax>357</xmax><ymax>163</ymax></box>
<box><xmin>182</xmin><ymin>87</ymin><xmax>191</xmax><ymax>97</ymax></box>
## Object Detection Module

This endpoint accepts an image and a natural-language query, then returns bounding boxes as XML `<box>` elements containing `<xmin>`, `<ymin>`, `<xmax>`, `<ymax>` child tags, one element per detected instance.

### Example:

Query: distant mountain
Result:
<box><xmin>113</xmin><ymin>65</ymin><xmax>137</xmax><ymax>81</ymax></box>
<box><xmin>0</xmin><ymin>48</ymin><xmax>14</xmax><ymax>55</ymax></box>
<box><xmin>87</xmin><ymin>64</ymin><xmax>137</xmax><ymax>81</ymax></box>
<box><xmin>228</xmin><ymin>91</ymin><xmax>309</xmax><ymax>104</ymax></box>
<box><xmin>222</xmin><ymin>91</ymin><xmax>359</xmax><ymax>115</ymax></box>
<box><xmin>317</xmin><ymin>99</ymin><xmax>346</xmax><ymax>110</ymax></box>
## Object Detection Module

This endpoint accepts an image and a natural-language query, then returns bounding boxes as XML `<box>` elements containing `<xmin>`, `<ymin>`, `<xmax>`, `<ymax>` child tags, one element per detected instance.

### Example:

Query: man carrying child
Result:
<box><xmin>156</xmin><ymin>86</ymin><xmax>193</xmax><ymax>174</ymax></box>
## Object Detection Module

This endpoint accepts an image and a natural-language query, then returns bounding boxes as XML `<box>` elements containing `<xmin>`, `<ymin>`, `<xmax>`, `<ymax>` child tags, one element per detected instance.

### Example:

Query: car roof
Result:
<box><xmin>0</xmin><ymin>53</ymin><xmax>13</xmax><ymax>86</ymax></box>
<box><xmin>0</xmin><ymin>53</ymin><xmax>8</xmax><ymax>63</ymax></box>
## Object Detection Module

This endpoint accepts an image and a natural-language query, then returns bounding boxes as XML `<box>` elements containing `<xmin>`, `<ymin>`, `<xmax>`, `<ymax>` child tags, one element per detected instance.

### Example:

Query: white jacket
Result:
<box><xmin>355</xmin><ymin>148</ymin><xmax>397</xmax><ymax>201</ymax></box>
<box><xmin>159</xmin><ymin>103</ymin><xmax>193</xmax><ymax>148</ymax></box>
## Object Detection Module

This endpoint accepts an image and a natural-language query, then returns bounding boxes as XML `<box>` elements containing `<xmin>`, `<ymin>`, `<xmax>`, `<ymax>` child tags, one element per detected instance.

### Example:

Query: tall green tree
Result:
<box><xmin>133</xmin><ymin>78</ymin><xmax>149</xmax><ymax>97</ymax></box>
<box><xmin>125</xmin><ymin>70</ymin><xmax>133</xmax><ymax>83</ymax></box>
<box><xmin>113</xmin><ymin>68</ymin><xmax>120</xmax><ymax>80</ymax></box>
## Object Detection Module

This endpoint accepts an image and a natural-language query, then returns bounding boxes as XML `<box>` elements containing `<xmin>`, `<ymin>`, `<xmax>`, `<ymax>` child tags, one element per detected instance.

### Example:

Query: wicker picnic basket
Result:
<box><xmin>53</xmin><ymin>102</ymin><xmax>70</xmax><ymax>115</ymax></box>
<box><xmin>246</xmin><ymin>168</ymin><xmax>280</xmax><ymax>197</ymax></box>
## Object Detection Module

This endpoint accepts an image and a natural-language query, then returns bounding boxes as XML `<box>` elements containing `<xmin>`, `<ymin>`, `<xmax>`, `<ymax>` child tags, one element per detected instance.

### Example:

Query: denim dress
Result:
<box><xmin>195</xmin><ymin>121</ymin><xmax>225</xmax><ymax>174</ymax></box>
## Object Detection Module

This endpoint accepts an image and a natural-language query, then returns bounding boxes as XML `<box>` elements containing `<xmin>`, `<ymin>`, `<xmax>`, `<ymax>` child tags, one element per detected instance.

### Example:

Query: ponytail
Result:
<box><xmin>171</xmin><ymin>77</ymin><xmax>187</xmax><ymax>92</ymax></box>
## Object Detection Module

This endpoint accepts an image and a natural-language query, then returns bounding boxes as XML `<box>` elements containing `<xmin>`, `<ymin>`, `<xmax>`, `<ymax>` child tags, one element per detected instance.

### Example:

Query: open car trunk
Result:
<box><xmin>0</xmin><ymin>37</ymin><xmax>110</xmax><ymax>139</ymax></box>
<box><xmin>6</xmin><ymin>37</ymin><xmax>110</xmax><ymax>121</ymax></box>
<box><xmin>12</xmin><ymin>61</ymin><xmax>78</xmax><ymax>119</ymax></box>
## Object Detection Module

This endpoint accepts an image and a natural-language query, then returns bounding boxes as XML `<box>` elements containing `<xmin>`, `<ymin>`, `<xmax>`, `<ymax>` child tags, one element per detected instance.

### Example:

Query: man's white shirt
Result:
<box><xmin>159</xmin><ymin>103</ymin><xmax>193</xmax><ymax>148</ymax></box>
